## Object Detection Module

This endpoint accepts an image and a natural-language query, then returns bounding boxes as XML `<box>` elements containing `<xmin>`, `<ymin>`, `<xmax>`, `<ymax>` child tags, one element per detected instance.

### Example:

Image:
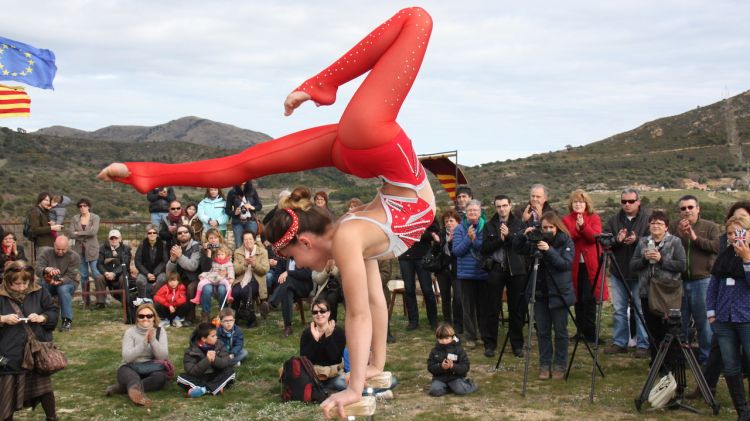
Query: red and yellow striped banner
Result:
<box><xmin>0</xmin><ymin>83</ymin><xmax>31</xmax><ymax>118</ymax></box>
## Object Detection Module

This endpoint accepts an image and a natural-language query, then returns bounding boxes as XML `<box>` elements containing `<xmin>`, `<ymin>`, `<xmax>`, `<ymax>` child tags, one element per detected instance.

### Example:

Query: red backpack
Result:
<box><xmin>280</xmin><ymin>356</ymin><xmax>329</xmax><ymax>403</ymax></box>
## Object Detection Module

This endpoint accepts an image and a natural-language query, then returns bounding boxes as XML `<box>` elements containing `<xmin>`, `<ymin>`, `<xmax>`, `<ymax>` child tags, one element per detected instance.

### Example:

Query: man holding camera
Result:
<box><xmin>35</xmin><ymin>235</ymin><xmax>80</xmax><ymax>331</ymax></box>
<box><xmin>481</xmin><ymin>195</ymin><xmax>527</xmax><ymax>358</ymax></box>
<box><xmin>669</xmin><ymin>195</ymin><xmax>720</xmax><ymax>364</ymax></box>
<box><xmin>603</xmin><ymin>188</ymin><xmax>651</xmax><ymax>358</ymax></box>
<box><xmin>94</xmin><ymin>229</ymin><xmax>132</xmax><ymax>309</ymax></box>
<box><xmin>147</xmin><ymin>186</ymin><xmax>176</xmax><ymax>226</ymax></box>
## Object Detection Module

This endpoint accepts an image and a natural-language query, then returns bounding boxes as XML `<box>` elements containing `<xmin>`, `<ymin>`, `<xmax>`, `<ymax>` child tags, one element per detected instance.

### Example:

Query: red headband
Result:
<box><xmin>271</xmin><ymin>208</ymin><xmax>300</xmax><ymax>255</ymax></box>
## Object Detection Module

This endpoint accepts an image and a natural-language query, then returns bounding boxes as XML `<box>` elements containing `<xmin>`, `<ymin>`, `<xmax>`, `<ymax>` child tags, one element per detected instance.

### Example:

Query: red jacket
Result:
<box><xmin>154</xmin><ymin>283</ymin><xmax>187</xmax><ymax>308</ymax></box>
<box><xmin>562</xmin><ymin>212</ymin><xmax>608</xmax><ymax>301</ymax></box>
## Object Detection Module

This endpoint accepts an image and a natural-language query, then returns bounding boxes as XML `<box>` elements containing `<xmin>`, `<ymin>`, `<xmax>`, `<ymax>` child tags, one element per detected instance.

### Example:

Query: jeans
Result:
<box><xmin>136</xmin><ymin>273</ymin><xmax>166</xmax><ymax>299</ymax></box>
<box><xmin>229</xmin><ymin>349</ymin><xmax>249</xmax><ymax>365</ymax></box>
<box><xmin>79</xmin><ymin>260</ymin><xmax>101</xmax><ymax>305</ymax></box>
<box><xmin>45</xmin><ymin>282</ymin><xmax>76</xmax><ymax>320</ymax></box>
<box><xmin>266</xmin><ymin>272</ymin><xmax>279</xmax><ymax>296</ymax></box>
<box><xmin>399</xmin><ymin>258</ymin><xmax>437</xmax><ymax>328</ymax></box>
<box><xmin>269</xmin><ymin>275</ymin><xmax>313</xmax><ymax>327</ymax></box>
<box><xmin>201</xmin><ymin>284</ymin><xmax>227</xmax><ymax>314</ymax></box>
<box><xmin>150</xmin><ymin>212</ymin><xmax>167</xmax><ymax>226</ymax></box>
<box><xmin>610</xmin><ymin>275</ymin><xmax>649</xmax><ymax>349</ymax></box>
<box><xmin>231</xmin><ymin>221</ymin><xmax>258</xmax><ymax>248</ymax></box>
<box><xmin>714</xmin><ymin>322</ymin><xmax>750</xmax><ymax>377</ymax></box>
<box><xmin>429</xmin><ymin>378</ymin><xmax>477</xmax><ymax>396</ymax></box>
<box><xmin>534</xmin><ymin>300</ymin><xmax>569</xmax><ymax>370</ymax></box>
<box><xmin>322</xmin><ymin>375</ymin><xmax>348</xmax><ymax>392</ymax></box>
<box><xmin>681</xmin><ymin>277</ymin><xmax>713</xmax><ymax>363</ymax></box>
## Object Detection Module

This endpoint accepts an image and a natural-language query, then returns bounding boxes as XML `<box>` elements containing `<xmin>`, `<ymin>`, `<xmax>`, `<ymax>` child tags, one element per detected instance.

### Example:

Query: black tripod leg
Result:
<box><xmin>564</xmin><ymin>334</ymin><xmax>581</xmax><ymax>380</ymax></box>
<box><xmin>495</xmin><ymin>328</ymin><xmax>512</xmax><ymax>369</ymax></box>
<box><xmin>565</xmin><ymin>306</ymin><xmax>605</xmax><ymax>378</ymax></box>
<box><xmin>680</xmin><ymin>341</ymin><xmax>720</xmax><ymax>414</ymax></box>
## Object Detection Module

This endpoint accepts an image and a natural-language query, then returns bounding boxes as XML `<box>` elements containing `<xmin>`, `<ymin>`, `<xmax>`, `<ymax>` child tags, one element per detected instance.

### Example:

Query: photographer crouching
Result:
<box><xmin>629</xmin><ymin>210</ymin><xmax>686</xmax><ymax>365</ymax></box>
<box><xmin>513</xmin><ymin>211</ymin><xmax>575</xmax><ymax>380</ymax></box>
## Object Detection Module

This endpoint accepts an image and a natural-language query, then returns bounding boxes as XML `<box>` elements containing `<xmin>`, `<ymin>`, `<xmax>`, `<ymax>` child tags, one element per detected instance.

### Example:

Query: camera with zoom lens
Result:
<box><xmin>595</xmin><ymin>232</ymin><xmax>615</xmax><ymax>248</ymax></box>
<box><xmin>666</xmin><ymin>309</ymin><xmax>682</xmax><ymax>328</ymax></box>
<box><xmin>526</xmin><ymin>228</ymin><xmax>544</xmax><ymax>244</ymax></box>
<box><xmin>0</xmin><ymin>355</ymin><xmax>8</xmax><ymax>368</ymax></box>
<box><xmin>52</xmin><ymin>274</ymin><xmax>63</xmax><ymax>282</ymax></box>
<box><xmin>207</xmin><ymin>243</ymin><xmax>220</xmax><ymax>250</ymax></box>
<box><xmin>240</xmin><ymin>205</ymin><xmax>253</xmax><ymax>221</ymax></box>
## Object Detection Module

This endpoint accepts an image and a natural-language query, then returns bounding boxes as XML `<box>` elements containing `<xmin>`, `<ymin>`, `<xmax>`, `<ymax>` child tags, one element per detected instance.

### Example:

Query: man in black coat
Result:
<box><xmin>481</xmin><ymin>195</ymin><xmax>528</xmax><ymax>358</ymax></box>
<box><xmin>94</xmin><ymin>229</ymin><xmax>131</xmax><ymax>309</ymax></box>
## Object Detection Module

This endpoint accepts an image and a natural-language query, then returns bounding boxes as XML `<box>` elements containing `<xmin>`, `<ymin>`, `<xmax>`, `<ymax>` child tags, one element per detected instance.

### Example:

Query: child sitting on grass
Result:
<box><xmin>177</xmin><ymin>322</ymin><xmax>236</xmax><ymax>397</ymax></box>
<box><xmin>427</xmin><ymin>323</ymin><xmax>477</xmax><ymax>397</ymax></box>
<box><xmin>216</xmin><ymin>308</ymin><xmax>249</xmax><ymax>367</ymax></box>
<box><xmin>191</xmin><ymin>245</ymin><xmax>234</xmax><ymax>305</ymax></box>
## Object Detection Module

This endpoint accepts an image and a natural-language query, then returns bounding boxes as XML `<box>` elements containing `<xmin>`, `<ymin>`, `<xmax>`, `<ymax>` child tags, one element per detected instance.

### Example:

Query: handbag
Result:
<box><xmin>647</xmin><ymin>275</ymin><xmax>683</xmax><ymax>317</ymax></box>
<box><xmin>10</xmin><ymin>301</ymin><xmax>68</xmax><ymax>376</ymax></box>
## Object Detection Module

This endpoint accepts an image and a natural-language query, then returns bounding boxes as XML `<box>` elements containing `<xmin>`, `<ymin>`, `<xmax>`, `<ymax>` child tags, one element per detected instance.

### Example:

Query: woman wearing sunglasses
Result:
<box><xmin>300</xmin><ymin>298</ymin><xmax>347</xmax><ymax>391</ymax></box>
<box><xmin>106</xmin><ymin>303</ymin><xmax>170</xmax><ymax>407</ymax></box>
<box><xmin>0</xmin><ymin>261</ymin><xmax>59</xmax><ymax>420</ymax></box>
<box><xmin>69</xmin><ymin>198</ymin><xmax>101</xmax><ymax>307</ymax></box>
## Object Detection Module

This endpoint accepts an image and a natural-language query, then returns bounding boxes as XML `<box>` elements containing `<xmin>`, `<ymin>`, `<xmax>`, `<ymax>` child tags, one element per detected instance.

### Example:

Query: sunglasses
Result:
<box><xmin>137</xmin><ymin>313</ymin><xmax>154</xmax><ymax>319</ymax></box>
<box><xmin>6</xmin><ymin>265</ymin><xmax>34</xmax><ymax>273</ymax></box>
<box><xmin>147</xmin><ymin>231</ymin><xmax>157</xmax><ymax>235</ymax></box>
<box><xmin>177</xmin><ymin>231</ymin><xmax>190</xmax><ymax>235</ymax></box>
<box><xmin>170</xmin><ymin>207</ymin><xmax>182</xmax><ymax>210</ymax></box>
<box><xmin>621</xmin><ymin>199</ymin><xmax>637</xmax><ymax>205</ymax></box>
<box><xmin>109</xmin><ymin>236</ymin><xmax>119</xmax><ymax>240</ymax></box>
<box><xmin>680</xmin><ymin>205</ymin><xmax>696</xmax><ymax>211</ymax></box>
<box><xmin>77</xmin><ymin>204</ymin><xmax>89</xmax><ymax>208</ymax></box>
<box><xmin>311</xmin><ymin>309</ymin><xmax>329</xmax><ymax>315</ymax></box>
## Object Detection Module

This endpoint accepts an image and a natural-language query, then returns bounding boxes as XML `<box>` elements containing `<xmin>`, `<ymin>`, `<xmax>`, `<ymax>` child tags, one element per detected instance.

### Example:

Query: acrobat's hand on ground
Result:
<box><xmin>284</xmin><ymin>91</ymin><xmax>312</xmax><ymax>116</ymax></box>
<box><xmin>320</xmin><ymin>388</ymin><xmax>361</xmax><ymax>420</ymax></box>
<box><xmin>97</xmin><ymin>163</ymin><xmax>130</xmax><ymax>181</ymax></box>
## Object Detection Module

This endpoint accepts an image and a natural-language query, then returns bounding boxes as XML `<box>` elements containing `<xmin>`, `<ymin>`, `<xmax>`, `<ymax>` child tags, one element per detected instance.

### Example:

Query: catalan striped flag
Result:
<box><xmin>0</xmin><ymin>83</ymin><xmax>30</xmax><ymax>118</ymax></box>
<box><xmin>419</xmin><ymin>153</ymin><xmax>468</xmax><ymax>201</ymax></box>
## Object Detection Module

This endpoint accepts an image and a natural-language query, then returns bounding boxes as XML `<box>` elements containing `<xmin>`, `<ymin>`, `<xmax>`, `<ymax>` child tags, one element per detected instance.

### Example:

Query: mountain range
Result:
<box><xmin>1</xmin><ymin>90</ymin><xmax>749</xmax><ymax>221</ymax></box>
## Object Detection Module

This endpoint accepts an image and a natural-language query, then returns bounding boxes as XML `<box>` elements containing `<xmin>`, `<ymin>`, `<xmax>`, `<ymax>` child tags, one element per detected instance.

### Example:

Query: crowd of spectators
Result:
<box><xmin>5</xmin><ymin>184</ymin><xmax>750</xmax><ymax>417</ymax></box>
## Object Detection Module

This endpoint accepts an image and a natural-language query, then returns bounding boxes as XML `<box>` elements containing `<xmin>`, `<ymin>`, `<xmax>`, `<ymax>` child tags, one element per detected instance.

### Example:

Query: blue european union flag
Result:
<box><xmin>0</xmin><ymin>36</ymin><xmax>57</xmax><ymax>90</ymax></box>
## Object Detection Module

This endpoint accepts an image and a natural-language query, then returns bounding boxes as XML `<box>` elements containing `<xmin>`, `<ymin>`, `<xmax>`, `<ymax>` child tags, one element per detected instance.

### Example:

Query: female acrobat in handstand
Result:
<box><xmin>99</xmin><ymin>7</ymin><xmax>435</xmax><ymax>418</ymax></box>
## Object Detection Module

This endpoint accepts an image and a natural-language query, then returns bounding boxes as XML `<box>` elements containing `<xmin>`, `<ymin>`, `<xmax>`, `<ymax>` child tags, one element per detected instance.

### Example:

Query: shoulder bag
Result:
<box><xmin>9</xmin><ymin>301</ymin><xmax>68</xmax><ymax>376</ymax></box>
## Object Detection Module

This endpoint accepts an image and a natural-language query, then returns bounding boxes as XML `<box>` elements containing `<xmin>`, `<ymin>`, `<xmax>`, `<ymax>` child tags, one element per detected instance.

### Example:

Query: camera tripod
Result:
<box><xmin>566</xmin><ymin>243</ymin><xmax>653</xmax><ymax>402</ymax></box>
<box><xmin>634</xmin><ymin>319</ymin><xmax>719</xmax><ymax>415</ymax></box>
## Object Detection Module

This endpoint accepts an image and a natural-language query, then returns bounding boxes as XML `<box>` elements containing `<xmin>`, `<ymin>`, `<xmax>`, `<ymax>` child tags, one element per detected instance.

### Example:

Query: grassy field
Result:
<box><xmin>9</xmin><ymin>295</ymin><xmax>741</xmax><ymax>421</ymax></box>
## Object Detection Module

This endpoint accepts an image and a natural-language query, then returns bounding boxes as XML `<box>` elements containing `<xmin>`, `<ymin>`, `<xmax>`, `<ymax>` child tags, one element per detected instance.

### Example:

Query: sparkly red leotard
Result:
<box><xmin>116</xmin><ymin>7</ymin><xmax>435</xmax><ymax>256</ymax></box>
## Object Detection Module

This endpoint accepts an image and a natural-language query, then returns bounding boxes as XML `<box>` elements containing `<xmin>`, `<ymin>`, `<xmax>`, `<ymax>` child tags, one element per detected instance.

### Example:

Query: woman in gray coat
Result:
<box><xmin>69</xmin><ymin>198</ymin><xmax>101</xmax><ymax>306</ymax></box>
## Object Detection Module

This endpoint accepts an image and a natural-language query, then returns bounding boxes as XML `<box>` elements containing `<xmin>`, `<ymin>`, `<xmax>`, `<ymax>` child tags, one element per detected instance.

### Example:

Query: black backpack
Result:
<box><xmin>22</xmin><ymin>211</ymin><xmax>34</xmax><ymax>240</ymax></box>
<box><xmin>280</xmin><ymin>356</ymin><xmax>328</xmax><ymax>403</ymax></box>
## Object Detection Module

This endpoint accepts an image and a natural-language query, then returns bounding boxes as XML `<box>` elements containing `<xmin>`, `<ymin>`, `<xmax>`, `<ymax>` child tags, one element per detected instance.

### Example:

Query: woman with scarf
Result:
<box><xmin>0</xmin><ymin>232</ymin><xmax>27</xmax><ymax>278</ymax></box>
<box><xmin>159</xmin><ymin>201</ymin><xmax>189</xmax><ymax>248</ymax></box>
<box><xmin>630</xmin><ymin>210</ymin><xmax>686</xmax><ymax>363</ymax></box>
<box><xmin>105</xmin><ymin>303</ymin><xmax>170</xmax><ymax>407</ymax></box>
<box><xmin>0</xmin><ymin>261</ymin><xmax>59</xmax><ymax>420</ymax></box>
<box><xmin>514</xmin><ymin>212</ymin><xmax>576</xmax><ymax>380</ymax></box>
<box><xmin>184</xmin><ymin>203</ymin><xmax>204</xmax><ymax>243</ymax></box>
<box><xmin>707</xmin><ymin>215</ymin><xmax>750</xmax><ymax>420</ymax></box>
<box><xmin>561</xmin><ymin>189</ymin><xmax>605</xmax><ymax>343</ymax></box>
<box><xmin>452</xmin><ymin>200</ymin><xmax>488</xmax><ymax>350</ymax></box>
<box><xmin>232</xmin><ymin>230</ymin><xmax>270</xmax><ymax>326</ymax></box>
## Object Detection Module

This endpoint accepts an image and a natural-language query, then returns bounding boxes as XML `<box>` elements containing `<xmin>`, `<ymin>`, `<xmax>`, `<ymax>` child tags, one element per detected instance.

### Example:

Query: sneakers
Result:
<box><xmin>172</xmin><ymin>317</ymin><xmax>184</xmax><ymax>328</ymax></box>
<box><xmin>159</xmin><ymin>320</ymin><xmax>170</xmax><ymax>328</ymax></box>
<box><xmin>604</xmin><ymin>344</ymin><xmax>627</xmax><ymax>355</ymax></box>
<box><xmin>634</xmin><ymin>348</ymin><xmax>650</xmax><ymax>359</ymax></box>
<box><xmin>259</xmin><ymin>301</ymin><xmax>270</xmax><ymax>319</ymax></box>
<box><xmin>538</xmin><ymin>369</ymin><xmax>551</xmax><ymax>380</ymax></box>
<box><xmin>552</xmin><ymin>370</ymin><xmax>565</xmax><ymax>380</ymax></box>
<box><xmin>464</xmin><ymin>340</ymin><xmax>477</xmax><ymax>349</ymax></box>
<box><xmin>105</xmin><ymin>384</ymin><xmax>124</xmax><ymax>396</ymax></box>
<box><xmin>60</xmin><ymin>318</ymin><xmax>72</xmax><ymax>332</ymax></box>
<box><xmin>187</xmin><ymin>386</ymin><xmax>208</xmax><ymax>398</ymax></box>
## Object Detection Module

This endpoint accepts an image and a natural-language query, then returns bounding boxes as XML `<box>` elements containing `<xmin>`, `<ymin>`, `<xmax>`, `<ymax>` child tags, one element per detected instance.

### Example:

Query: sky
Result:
<box><xmin>2</xmin><ymin>0</ymin><xmax>749</xmax><ymax>166</ymax></box>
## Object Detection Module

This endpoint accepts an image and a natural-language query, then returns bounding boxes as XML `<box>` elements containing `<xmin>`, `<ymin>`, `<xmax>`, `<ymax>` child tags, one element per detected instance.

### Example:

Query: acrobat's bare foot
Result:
<box><xmin>97</xmin><ymin>163</ymin><xmax>130</xmax><ymax>181</ymax></box>
<box><xmin>284</xmin><ymin>91</ymin><xmax>312</xmax><ymax>116</ymax></box>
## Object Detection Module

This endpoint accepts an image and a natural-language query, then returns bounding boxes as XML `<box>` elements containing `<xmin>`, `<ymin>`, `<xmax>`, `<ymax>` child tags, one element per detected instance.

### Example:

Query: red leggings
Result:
<box><xmin>121</xmin><ymin>7</ymin><xmax>433</xmax><ymax>193</ymax></box>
